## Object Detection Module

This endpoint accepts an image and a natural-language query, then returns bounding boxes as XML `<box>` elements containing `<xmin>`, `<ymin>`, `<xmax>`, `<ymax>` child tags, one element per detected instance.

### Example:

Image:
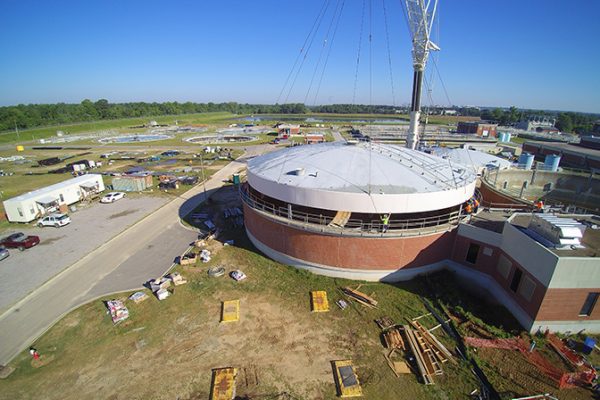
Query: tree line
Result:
<box><xmin>0</xmin><ymin>100</ymin><xmax>308</xmax><ymax>132</ymax></box>
<box><xmin>1</xmin><ymin>99</ymin><xmax>597</xmax><ymax>134</ymax></box>
<box><xmin>468</xmin><ymin>107</ymin><xmax>597</xmax><ymax>134</ymax></box>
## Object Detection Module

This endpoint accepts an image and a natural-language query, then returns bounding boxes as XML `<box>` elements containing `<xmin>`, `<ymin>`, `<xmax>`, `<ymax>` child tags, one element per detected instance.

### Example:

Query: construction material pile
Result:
<box><xmin>374</xmin><ymin>312</ymin><xmax>456</xmax><ymax>385</ymax></box>
<box><xmin>106</xmin><ymin>300</ymin><xmax>129</xmax><ymax>324</ymax></box>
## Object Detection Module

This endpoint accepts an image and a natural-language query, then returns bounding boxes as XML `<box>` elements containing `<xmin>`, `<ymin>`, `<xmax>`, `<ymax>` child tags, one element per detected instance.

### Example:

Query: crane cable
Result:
<box><xmin>276</xmin><ymin>1</ymin><xmax>329</xmax><ymax>105</ymax></box>
<box><xmin>282</xmin><ymin>0</ymin><xmax>332</xmax><ymax>105</ymax></box>
<box><xmin>352</xmin><ymin>0</ymin><xmax>367</xmax><ymax>105</ymax></box>
<box><xmin>304</xmin><ymin>0</ymin><xmax>344</xmax><ymax>104</ymax></box>
<box><xmin>312</xmin><ymin>0</ymin><xmax>346</xmax><ymax>105</ymax></box>
<box><xmin>382</xmin><ymin>0</ymin><xmax>397</xmax><ymax>107</ymax></box>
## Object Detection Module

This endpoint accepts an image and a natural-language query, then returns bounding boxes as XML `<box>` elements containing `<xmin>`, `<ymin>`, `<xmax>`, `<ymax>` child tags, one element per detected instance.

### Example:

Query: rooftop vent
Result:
<box><xmin>528</xmin><ymin>214</ymin><xmax>585</xmax><ymax>249</ymax></box>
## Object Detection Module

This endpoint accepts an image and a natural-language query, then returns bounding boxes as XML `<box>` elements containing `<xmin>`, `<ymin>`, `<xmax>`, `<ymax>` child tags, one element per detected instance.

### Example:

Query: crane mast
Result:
<box><xmin>404</xmin><ymin>0</ymin><xmax>439</xmax><ymax>150</ymax></box>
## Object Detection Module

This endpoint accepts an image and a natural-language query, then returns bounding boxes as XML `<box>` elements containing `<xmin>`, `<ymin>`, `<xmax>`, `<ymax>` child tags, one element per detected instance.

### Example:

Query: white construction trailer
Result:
<box><xmin>3</xmin><ymin>174</ymin><xmax>105</xmax><ymax>223</ymax></box>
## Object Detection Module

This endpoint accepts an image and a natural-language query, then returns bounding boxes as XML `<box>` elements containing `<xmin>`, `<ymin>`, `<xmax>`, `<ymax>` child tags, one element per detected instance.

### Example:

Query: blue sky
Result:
<box><xmin>0</xmin><ymin>0</ymin><xmax>598</xmax><ymax>113</ymax></box>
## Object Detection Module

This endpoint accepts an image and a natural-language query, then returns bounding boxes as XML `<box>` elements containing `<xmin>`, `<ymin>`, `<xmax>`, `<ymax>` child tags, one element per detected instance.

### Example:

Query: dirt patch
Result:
<box><xmin>108</xmin><ymin>210</ymin><xmax>137</xmax><ymax>220</ymax></box>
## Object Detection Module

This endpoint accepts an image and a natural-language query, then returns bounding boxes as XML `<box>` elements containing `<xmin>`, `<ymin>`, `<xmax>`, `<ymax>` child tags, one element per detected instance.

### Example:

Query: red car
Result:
<box><xmin>0</xmin><ymin>232</ymin><xmax>40</xmax><ymax>251</ymax></box>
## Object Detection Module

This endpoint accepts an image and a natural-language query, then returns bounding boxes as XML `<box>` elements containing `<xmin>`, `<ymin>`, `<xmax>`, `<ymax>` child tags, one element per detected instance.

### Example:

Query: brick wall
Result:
<box><xmin>452</xmin><ymin>235</ymin><xmax>547</xmax><ymax>320</ymax></box>
<box><xmin>244</xmin><ymin>204</ymin><xmax>455</xmax><ymax>270</ymax></box>
<box><xmin>536</xmin><ymin>289</ymin><xmax>600</xmax><ymax>321</ymax></box>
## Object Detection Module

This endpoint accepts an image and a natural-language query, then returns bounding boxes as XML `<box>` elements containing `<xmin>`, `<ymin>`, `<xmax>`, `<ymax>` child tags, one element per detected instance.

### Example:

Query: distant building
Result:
<box><xmin>276</xmin><ymin>124</ymin><xmax>300</xmax><ymax>139</ymax></box>
<box><xmin>457</xmin><ymin>121</ymin><xmax>498</xmax><ymax>138</ymax></box>
<box><xmin>442</xmin><ymin>109</ymin><xmax>457</xmax><ymax>116</ymax></box>
<box><xmin>535</xmin><ymin>126</ymin><xmax>560</xmax><ymax>134</ymax></box>
<box><xmin>517</xmin><ymin>116</ymin><xmax>556</xmax><ymax>131</ymax></box>
<box><xmin>522</xmin><ymin>139</ymin><xmax>600</xmax><ymax>170</ymax></box>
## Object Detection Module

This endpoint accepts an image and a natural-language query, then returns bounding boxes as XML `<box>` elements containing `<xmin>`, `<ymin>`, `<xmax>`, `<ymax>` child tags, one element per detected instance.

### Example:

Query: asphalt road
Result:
<box><xmin>0</xmin><ymin>196</ymin><xmax>169</xmax><ymax>313</ymax></box>
<box><xmin>0</xmin><ymin>157</ymin><xmax>248</xmax><ymax>365</ymax></box>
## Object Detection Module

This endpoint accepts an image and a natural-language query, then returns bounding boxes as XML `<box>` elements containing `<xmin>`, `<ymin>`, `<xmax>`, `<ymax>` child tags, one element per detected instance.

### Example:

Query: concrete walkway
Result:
<box><xmin>0</xmin><ymin>159</ymin><xmax>246</xmax><ymax>365</ymax></box>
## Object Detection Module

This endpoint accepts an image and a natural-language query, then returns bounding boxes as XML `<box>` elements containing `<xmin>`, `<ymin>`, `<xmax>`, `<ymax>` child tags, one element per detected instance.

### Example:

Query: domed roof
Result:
<box><xmin>247</xmin><ymin>141</ymin><xmax>477</xmax><ymax>214</ymax></box>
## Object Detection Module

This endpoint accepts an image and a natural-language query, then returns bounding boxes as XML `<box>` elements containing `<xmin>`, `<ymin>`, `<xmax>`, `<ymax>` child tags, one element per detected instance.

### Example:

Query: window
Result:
<box><xmin>510</xmin><ymin>268</ymin><xmax>523</xmax><ymax>293</ymax></box>
<box><xmin>580</xmin><ymin>293</ymin><xmax>599</xmax><ymax>317</ymax></box>
<box><xmin>518</xmin><ymin>276</ymin><xmax>536</xmax><ymax>302</ymax></box>
<box><xmin>465</xmin><ymin>243</ymin><xmax>480</xmax><ymax>264</ymax></box>
<box><xmin>497</xmin><ymin>254</ymin><xmax>512</xmax><ymax>279</ymax></box>
<box><xmin>59</xmin><ymin>194</ymin><xmax>65</xmax><ymax>202</ymax></box>
<box><xmin>29</xmin><ymin>207</ymin><xmax>35</xmax><ymax>215</ymax></box>
<box><xmin>17</xmin><ymin>208</ymin><xmax>23</xmax><ymax>217</ymax></box>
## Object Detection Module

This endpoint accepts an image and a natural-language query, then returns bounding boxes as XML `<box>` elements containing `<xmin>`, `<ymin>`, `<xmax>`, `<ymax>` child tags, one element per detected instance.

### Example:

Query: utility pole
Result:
<box><xmin>14</xmin><ymin>119</ymin><xmax>20</xmax><ymax>141</ymax></box>
<box><xmin>199</xmin><ymin>152</ymin><xmax>207</xmax><ymax>202</ymax></box>
<box><xmin>404</xmin><ymin>0</ymin><xmax>439</xmax><ymax>150</ymax></box>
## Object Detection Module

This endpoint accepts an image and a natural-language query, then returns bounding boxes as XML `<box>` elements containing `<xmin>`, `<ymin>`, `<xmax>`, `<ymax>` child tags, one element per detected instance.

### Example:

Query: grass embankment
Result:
<box><xmin>0</xmin><ymin>229</ymin><xmax>484</xmax><ymax>399</ymax></box>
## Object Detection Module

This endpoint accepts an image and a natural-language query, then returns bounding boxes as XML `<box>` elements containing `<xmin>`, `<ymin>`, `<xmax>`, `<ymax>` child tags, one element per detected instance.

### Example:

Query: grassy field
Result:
<box><xmin>0</xmin><ymin>112</ymin><xmax>236</xmax><ymax>144</ymax></box>
<box><xmin>0</xmin><ymin>185</ymin><xmax>595</xmax><ymax>399</ymax></box>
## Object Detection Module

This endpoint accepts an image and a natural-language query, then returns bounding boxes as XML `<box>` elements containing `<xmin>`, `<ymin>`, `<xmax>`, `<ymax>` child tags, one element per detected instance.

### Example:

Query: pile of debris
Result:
<box><xmin>146</xmin><ymin>273</ymin><xmax>188</xmax><ymax>301</ymax></box>
<box><xmin>179</xmin><ymin>251</ymin><xmax>197</xmax><ymax>266</ymax></box>
<box><xmin>341</xmin><ymin>286</ymin><xmax>378</xmax><ymax>308</ymax></box>
<box><xmin>106</xmin><ymin>300</ymin><xmax>129</xmax><ymax>324</ymax></box>
<box><xmin>199</xmin><ymin>249</ymin><xmax>211</xmax><ymax>263</ymax></box>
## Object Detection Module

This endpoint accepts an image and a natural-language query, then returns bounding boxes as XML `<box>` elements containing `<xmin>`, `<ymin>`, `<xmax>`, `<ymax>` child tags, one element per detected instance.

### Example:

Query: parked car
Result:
<box><xmin>0</xmin><ymin>246</ymin><xmax>9</xmax><ymax>261</ymax></box>
<box><xmin>37</xmin><ymin>213</ymin><xmax>71</xmax><ymax>228</ymax></box>
<box><xmin>161</xmin><ymin>150</ymin><xmax>180</xmax><ymax>157</ymax></box>
<box><xmin>0</xmin><ymin>232</ymin><xmax>40</xmax><ymax>251</ymax></box>
<box><xmin>100</xmin><ymin>192</ymin><xmax>126</xmax><ymax>203</ymax></box>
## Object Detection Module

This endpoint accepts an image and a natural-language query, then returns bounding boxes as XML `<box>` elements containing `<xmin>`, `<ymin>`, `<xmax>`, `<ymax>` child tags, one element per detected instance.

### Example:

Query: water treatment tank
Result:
<box><xmin>518</xmin><ymin>153</ymin><xmax>535</xmax><ymax>170</ymax></box>
<box><xmin>544</xmin><ymin>154</ymin><xmax>561</xmax><ymax>172</ymax></box>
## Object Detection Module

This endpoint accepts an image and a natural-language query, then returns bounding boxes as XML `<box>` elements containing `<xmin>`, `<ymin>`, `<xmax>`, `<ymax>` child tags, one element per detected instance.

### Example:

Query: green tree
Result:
<box><xmin>556</xmin><ymin>113</ymin><xmax>573</xmax><ymax>132</ymax></box>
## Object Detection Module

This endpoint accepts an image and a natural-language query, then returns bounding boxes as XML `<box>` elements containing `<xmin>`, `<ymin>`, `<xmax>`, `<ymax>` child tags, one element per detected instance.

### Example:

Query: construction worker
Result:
<box><xmin>464</xmin><ymin>202</ymin><xmax>473</xmax><ymax>214</ymax></box>
<box><xmin>535</xmin><ymin>200</ymin><xmax>544</xmax><ymax>212</ymax></box>
<box><xmin>381</xmin><ymin>213</ymin><xmax>390</xmax><ymax>233</ymax></box>
<box><xmin>473</xmin><ymin>198</ymin><xmax>480</xmax><ymax>213</ymax></box>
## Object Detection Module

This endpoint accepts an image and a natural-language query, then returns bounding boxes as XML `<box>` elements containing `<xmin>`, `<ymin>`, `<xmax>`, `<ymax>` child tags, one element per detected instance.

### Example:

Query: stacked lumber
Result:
<box><xmin>342</xmin><ymin>287</ymin><xmax>378</xmax><ymax>308</ymax></box>
<box><xmin>409</xmin><ymin>320</ymin><xmax>455</xmax><ymax>364</ymax></box>
<box><xmin>383</xmin><ymin>328</ymin><xmax>404</xmax><ymax>350</ymax></box>
<box><xmin>403</xmin><ymin>325</ymin><xmax>434</xmax><ymax>385</ymax></box>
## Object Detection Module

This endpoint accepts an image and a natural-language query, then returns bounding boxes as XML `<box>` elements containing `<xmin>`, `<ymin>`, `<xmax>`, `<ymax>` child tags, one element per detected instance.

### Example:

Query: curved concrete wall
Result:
<box><xmin>248</xmin><ymin>171</ymin><xmax>476</xmax><ymax>214</ymax></box>
<box><xmin>244</xmin><ymin>204</ymin><xmax>456</xmax><ymax>272</ymax></box>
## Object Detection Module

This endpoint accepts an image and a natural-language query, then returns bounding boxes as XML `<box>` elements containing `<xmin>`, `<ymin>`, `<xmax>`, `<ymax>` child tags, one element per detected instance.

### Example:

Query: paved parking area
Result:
<box><xmin>0</xmin><ymin>196</ymin><xmax>169</xmax><ymax>313</ymax></box>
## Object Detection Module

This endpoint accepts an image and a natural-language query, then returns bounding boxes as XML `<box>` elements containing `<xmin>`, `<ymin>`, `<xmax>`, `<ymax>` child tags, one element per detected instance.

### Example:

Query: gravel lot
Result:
<box><xmin>0</xmin><ymin>196</ymin><xmax>169</xmax><ymax>313</ymax></box>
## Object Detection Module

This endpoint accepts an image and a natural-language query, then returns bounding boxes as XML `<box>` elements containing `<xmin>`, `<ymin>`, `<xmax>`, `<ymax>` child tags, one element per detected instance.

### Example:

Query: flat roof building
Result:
<box><xmin>3</xmin><ymin>174</ymin><xmax>105</xmax><ymax>223</ymax></box>
<box><xmin>457</xmin><ymin>121</ymin><xmax>498</xmax><ymax>138</ymax></box>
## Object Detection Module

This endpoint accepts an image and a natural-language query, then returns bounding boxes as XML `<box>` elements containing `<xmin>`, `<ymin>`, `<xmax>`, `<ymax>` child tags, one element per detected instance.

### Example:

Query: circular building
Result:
<box><xmin>242</xmin><ymin>141</ymin><xmax>477</xmax><ymax>281</ymax></box>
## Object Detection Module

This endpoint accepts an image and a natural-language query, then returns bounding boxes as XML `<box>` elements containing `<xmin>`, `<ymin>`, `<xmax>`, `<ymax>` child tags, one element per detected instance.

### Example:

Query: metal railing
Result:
<box><xmin>240</xmin><ymin>185</ymin><xmax>469</xmax><ymax>237</ymax></box>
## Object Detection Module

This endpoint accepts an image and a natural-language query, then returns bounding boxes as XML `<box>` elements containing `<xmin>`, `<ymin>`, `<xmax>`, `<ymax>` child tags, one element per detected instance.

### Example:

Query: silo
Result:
<box><xmin>518</xmin><ymin>153</ymin><xmax>535</xmax><ymax>170</ymax></box>
<box><xmin>544</xmin><ymin>154</ymin><xmax>561</xmax><ymax>172</ymax></box>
